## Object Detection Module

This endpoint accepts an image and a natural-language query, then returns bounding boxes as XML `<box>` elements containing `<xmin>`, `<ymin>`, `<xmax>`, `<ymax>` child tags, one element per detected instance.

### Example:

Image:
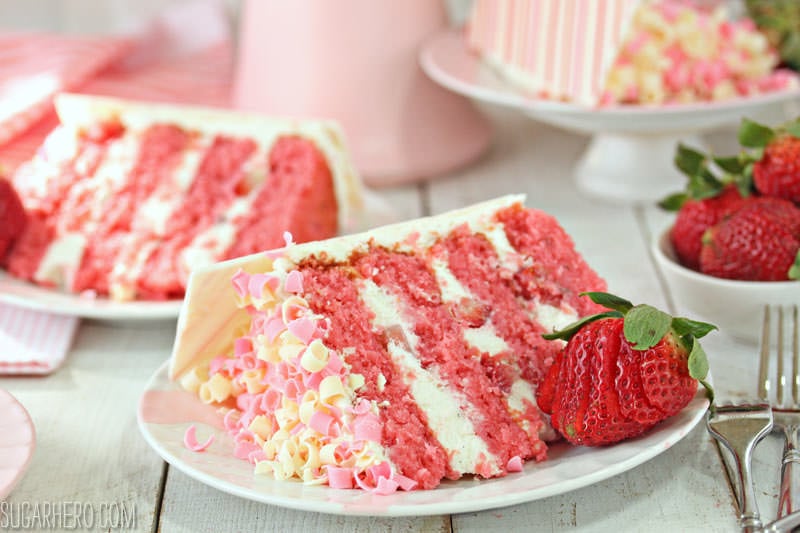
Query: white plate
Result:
<box><xmin>0</xmin><ymin>272</ymin><xmax>182</xmax><ymax>322</ymax></box>
<box><xmin>0</xmin><ymin>389</ymin><xmax>36</xmax><ymax>499</ymax></box>
<box><xmin>138</xmin><ymin>360</ymin><xmax>709</xmax><ymax>516</ymax></box>
<box><xmin>420</xmin><ymin>30</ymin><xmax>800</xmax><ymax>204</ymax></box>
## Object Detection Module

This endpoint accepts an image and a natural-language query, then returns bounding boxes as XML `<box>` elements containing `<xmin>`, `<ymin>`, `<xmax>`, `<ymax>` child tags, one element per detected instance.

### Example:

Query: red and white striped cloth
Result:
<box><xmin>0</xmin><ymin>305</ymin><xmax>78</xmax><ymax>375</ymax></box>
<box><xmin>0</xmin><ymin>0</ymin><xmax>235</xmax><ymax>373</ymax></box>
<box><xmin>0</xmin><ymin>0</ymin><xmax>234</xmax><ymax>173</ymax></box>
<box><xmin>0</xmin><ymin>32</ymin><xmax>133</xmax><ymax>148</ymax></box>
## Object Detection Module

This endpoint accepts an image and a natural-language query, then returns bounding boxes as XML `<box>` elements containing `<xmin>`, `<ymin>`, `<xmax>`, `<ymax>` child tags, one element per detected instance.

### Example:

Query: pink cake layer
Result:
<box><xmin>3</xmin><ymin>121</ymin><xmax>339</xmax><ymax>300</ymax></box>
<box><xmin>190</xmin><ymin>202</ymin><xmax>608</xmax><ymax>491</ymax></box>
<box><xmin>299</xmin><ymin>264</ymin><xmax>456</xmax><ymax>489</ymax></box>
<box><xmin>0</xmin><ymin>178</ymin><xmax>27</xmax><ymax>260</ymax></box>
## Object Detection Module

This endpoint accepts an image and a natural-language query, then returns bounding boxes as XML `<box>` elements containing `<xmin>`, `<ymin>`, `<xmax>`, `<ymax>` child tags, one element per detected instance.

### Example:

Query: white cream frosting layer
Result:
<box><xmin>359</xmin><ymin>279</ymin><xmax>499</xmax><ymax>476</ymax></box>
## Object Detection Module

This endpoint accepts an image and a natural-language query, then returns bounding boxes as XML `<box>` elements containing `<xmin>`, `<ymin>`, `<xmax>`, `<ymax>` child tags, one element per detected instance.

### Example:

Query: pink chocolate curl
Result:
<box><xmin>248</xmin><ymin>273</ymin><xmax>280</xmax><ymax>299</ymax></box>
<box><xmin>507</xmin><ymin>455</ymin><xmax>524</xmax><ymax>472</ymax></box>
<box><xmin>234</xmin><ymin>338</ymin><xmax>253</xmax><ymax>357</ymax></box>
<box><xmin>234</xmin><ymin>440</ymin><xmax>262</xmax><ymax>462</ymax></box>
<box><xmin>284</xmin><ymin>270</ymin><xmax>304</xmax><ymax>293</ymax></box>
<box><xmin>393</xmin><ymin>473</ymin><xmax>418</xmax><ymax>491</ymax></box>
<box><xmin>353</xmin><ymin>412</ymin><xmax>382</xmax><ymax>443</ymax></box>
<box><xmin>183</xmin><ymin>425</ymin><xmax>215</xmax><ymax>452</ymax></box>
<box><xmin>223</xmin><ymin>409</ymin><xmax>240</xmax><ymax>433</ymax></box>
<box><xmin>372</xmin><ymin>478</ymin><xmax>401</xmax><ymax>495</ymax></box>
<box><xmin>288</xmin><ymin>317</ymin><xmax>316</xmax><ymax>345</ymax></box>
<box><xmin>309</xmin><ymin>411</ymin><xmax>336</xmax><ymax>436</ymax></box>
<box><xmin>232</xmin><ymin>269</ymin><xmax>250</xmax><ymax>297</ymax></box>
<box><xmin>264</xmin><ymin>316</ymin><xmax>286</xmax><ymax>343</ymax></box>
<box><xmin>326</xmin><ymin>466</ymin><xmax>354</xmax><ymax>489</ymax></box>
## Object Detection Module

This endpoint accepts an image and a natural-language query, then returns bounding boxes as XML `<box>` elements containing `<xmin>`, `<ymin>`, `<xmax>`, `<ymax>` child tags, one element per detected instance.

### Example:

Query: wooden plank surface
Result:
<box><xmin>0</xmin><ymin>321</ymin><xmax>175</xmax><ymax>532</ymax></box>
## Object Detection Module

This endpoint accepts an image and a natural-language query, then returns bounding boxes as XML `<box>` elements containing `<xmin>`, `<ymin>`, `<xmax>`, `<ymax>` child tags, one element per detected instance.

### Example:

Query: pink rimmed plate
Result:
<box><xmin>137</xmin><ymin>360</ymin><xmax>709</xmax><ymax>516</ymax></box>
<box><xmin>0</xmin><ymin>390</ymin><xmax>36</xmax><ymax>499</ymax></box>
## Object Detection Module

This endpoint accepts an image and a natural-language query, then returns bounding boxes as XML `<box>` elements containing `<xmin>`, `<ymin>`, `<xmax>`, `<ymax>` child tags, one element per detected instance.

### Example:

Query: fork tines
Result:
<box><xmin>759</xmin><ymin>305</ymin><xmax>800</xmax><ymax>410</ymax></box>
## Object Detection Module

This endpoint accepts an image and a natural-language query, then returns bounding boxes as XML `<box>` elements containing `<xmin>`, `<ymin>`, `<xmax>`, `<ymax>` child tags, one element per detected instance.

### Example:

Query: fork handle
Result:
<box><xmin>731</xmin><ymin>442</ymin><xmax>765</xmax><ymax>532</ymax></box>
<box><xmin>778</xmin><ymin>425</ymin><xmax>800</xmax><ymax>518</ymax></box>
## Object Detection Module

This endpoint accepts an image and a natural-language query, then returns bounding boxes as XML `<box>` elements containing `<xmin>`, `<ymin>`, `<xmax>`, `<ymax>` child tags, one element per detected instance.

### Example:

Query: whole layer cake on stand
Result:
<box><xmin>458</xmin><ymin>0</ymin><xmax>799</xmax><ymax>205</ymax></box>
<box><xmin>466</xmin><ymin>0</ymin><xmax>794</xmax><ymax>107</ymax></box>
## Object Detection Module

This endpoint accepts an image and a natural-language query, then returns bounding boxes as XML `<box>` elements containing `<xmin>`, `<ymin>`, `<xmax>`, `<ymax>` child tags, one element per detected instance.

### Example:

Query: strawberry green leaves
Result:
<box><xmin>541</xmin><ymin>292</ymin><xmax>717</xmax><ymax>404</ymax></box>
<box><xmin>739</xmin><ymin>118</ymin><xmax>775</xmax><ymax>149</ymax></box>
<box><xmin>581</xmin><ymin>292</ymin><xmax>633</xmax><ymax>313</ymax></box>
<box><xmin>674</xmin><ymin>144</ymin><xmax>707</xmax><ymax>177</ymax></box>
<box><xmin>688</xmin><ymin>340</ymin><xmax>714</xmax><ymax>404</ymax></box>
<box><xmin>660</xmin><ymin>116</ymin><xmax>800</xmax><ymax>209</ymax></box>
<box><xmin>541</xmin><ymin>311</ymin><xmax>622</xmax><ymax>341</ymax></box>
<box><xmin>660</xmin><ymin>144</ymin><xmax>727</xmax><ymax>210</ymax></box>
<box><xmin>623</xmin><ymin>305</ymin><xmax>672</xmax><ymax>350</ymax></box>
<box><xmin>671</xmin><ymin>316</ymin><xmax>718</xmax><ymax>338</ymax></box>
<box><xmin>790</xmin><ymin>250</ymin><xmax>800</xmax><ymax>280</ymax></box>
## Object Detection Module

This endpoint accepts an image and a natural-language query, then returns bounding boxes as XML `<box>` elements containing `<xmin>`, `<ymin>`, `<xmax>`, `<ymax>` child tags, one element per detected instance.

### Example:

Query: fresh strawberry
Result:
<box><xmin>734</xmin><ymin>117</ymin><xmax>800</xmax><ymax>203</ymax></box>
<box><xmin>659</xmin><ymin>142</ymin><xmax>751</xmax><ymax>270</ymax></box>
<box><xmin>668</xmin><ymin>185</ymin><xmax>745</xmax><ymax>270</ymax></box>
<box><xmin>700</xmin><ymin>201</ymin><xmax>800</xmax><ymax>281</ymax></box>
<box><xmin>537</xmin><ymin>292</ymin><xmax>714</xmax><ymax>447</ymax></box>
<box><xmin>0</xmin><ymin>177</ymin><xmax>27</xmax><ymax>261</ymax></box>
<box><xmin>740</xmin><ymin>196</ymin><xmax>800</xmax><ymax>236</ymax></box>
<box><xmin>752</xmin><ymin>133</ymin><xmax>800</xmax><ymax>203</ymax></box>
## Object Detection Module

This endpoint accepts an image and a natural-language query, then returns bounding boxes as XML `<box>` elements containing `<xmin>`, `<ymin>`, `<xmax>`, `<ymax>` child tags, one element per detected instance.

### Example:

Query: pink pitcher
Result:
<box><xmin>233</xmin><ymin>0</ymin><xmax>490</xmax><ymax>186</ymax></box>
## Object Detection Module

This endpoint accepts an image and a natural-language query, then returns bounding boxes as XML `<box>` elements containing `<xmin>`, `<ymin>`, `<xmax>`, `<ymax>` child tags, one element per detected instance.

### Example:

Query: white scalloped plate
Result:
<box><xmin>0</xmin><ymin>390</ymin><xmax>36</xmax><ymax>499</ymax></box>
<box><xmin>138</xmin><ymin>360</ymin><xmax>709</xmax><ymax>516</ymax></box>
<box><xmin>0</xmin><ymin>271</ymin><xmax>183</xmax><ymax>322</ymax></box>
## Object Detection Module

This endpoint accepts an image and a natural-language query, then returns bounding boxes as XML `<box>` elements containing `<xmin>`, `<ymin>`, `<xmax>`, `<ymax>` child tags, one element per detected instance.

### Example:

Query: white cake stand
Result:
<box><xmin>420</xmin><ymin>30</ymin><xmax>800</xmax><ymax>205</ymax></box>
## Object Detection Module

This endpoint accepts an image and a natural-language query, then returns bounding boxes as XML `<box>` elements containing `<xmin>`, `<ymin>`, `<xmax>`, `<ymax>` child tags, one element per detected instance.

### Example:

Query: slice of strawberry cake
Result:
<box><xmin>169</xmin><ymin>195</ymin><xmax>607</xmax><ymax>492</ymax></box>
<box><xmin>2</xmin><ymin>93</ymin><xmax>362</xmax><ymax>301</ymax></box>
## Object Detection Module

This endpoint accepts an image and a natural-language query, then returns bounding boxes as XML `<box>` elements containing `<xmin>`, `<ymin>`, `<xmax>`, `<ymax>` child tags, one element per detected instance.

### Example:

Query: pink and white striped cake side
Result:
<box><xmin>6</xmin><ymin>94</ymin><xmax>362</xmax><ymax>300</ymax></box>
<box><xmin>467</xmin><ymin>0</ymin><xmax>641</xmax><ymax>105</ymax></box>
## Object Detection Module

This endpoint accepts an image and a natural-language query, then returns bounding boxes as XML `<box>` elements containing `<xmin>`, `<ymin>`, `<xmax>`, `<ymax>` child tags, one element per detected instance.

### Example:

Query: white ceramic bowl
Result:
<box><xmin>651</xmin><ymin>228</ymin><xmax>800</xmax><ymax>343</ymax></box>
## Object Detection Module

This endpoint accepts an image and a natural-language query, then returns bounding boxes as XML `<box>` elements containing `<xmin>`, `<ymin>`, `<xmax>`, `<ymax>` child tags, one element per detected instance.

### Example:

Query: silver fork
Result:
<box><xmin>758</xmin><ymin>305</ymin><xmax>800</xmax><ymax>519</ymax></box>
<box><xmin>708</xmin><ymin>401</ymin><xmax>774</xmax><ymax>532</ymax></box>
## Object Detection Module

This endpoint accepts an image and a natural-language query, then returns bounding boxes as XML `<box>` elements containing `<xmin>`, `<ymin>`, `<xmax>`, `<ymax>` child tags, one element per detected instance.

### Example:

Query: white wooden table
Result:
<box><xmin>0</xmin><ymin>108</ymin><xmax>786</xmax><ymax>532</ymax></box>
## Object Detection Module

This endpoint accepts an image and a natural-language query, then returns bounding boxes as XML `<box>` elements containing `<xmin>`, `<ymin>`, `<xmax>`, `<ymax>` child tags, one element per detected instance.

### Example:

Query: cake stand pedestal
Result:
<box><xmin>420</xmin><ymin>30</ymin><xmax>800</xmax><ymax>205</ymax></box>
<box><xmin>571</xmin><ymin>132</ymin><xmax>704</xmax><ymax>204</ymax></box>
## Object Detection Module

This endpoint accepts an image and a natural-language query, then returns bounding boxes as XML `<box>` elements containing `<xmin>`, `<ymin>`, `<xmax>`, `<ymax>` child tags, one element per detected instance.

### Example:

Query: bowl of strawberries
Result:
<box><xmin>653</xmin><ymin>117</ymin><xmax>800</xmax><ymax>342</ymax></box>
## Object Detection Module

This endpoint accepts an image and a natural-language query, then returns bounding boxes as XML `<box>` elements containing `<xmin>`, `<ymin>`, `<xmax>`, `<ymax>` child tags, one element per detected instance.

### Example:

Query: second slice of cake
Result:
<box><xmin>4</xmin><ymin>93</ymin><xmax>362</xmax><ymax>301</ymax></box>
<box><xmin>170</xmin><ymin>195</ymin><xmax>607</xmax><ymax>492</ymax></box>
